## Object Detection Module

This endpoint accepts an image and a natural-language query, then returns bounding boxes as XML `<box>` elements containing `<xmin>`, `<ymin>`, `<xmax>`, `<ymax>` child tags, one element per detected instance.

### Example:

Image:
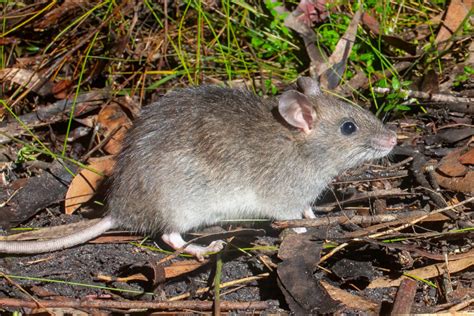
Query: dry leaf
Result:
<box><xmin>164</xmin><ymin>259</ymin><xmax>209</xmax><ymax>278</ymax></box>
<box><xmin>65</xmin><ymin>156</ymin><xmax>116</xmax><ymax>214</ymax></box>
<box><xmin>117</xmin><ymin>95</ymin><xmax>142</xmax><ymax>119</ymax></box>
<box><xmin>52</xmin><ymin>79</ymin><xmax>73</xmax><ymax>99</ymax></box>
<box><xmin>320</xmin><ymin>280</ymin><xmax>379</xmax><ymax>312</ymax></box>
<box><xmin>437</xmin><ymin>148</ymin><xmax>468</xmax><ymax>177</ymax></box>
<box><xmin>368</xmin><ymin>257</ymin><xmax>474</xmax><ymax>288</ymax></box>
<box><xmin>34</xmin><ymin>0</ymin><xmax>88</xmax><ymax>30</ymax></box>
<box><xmin>459</xmin><ymin>148</ymin><xmax>474</xmax><ymax>165</ymax></box>
<box><xmin>361</xmin><ymin>12</ymin><xmax>417</xmax><ymax>55</ymax></box>
<box><xmin>319</xmin><ymin>10</ymin><xmax>362</xmax><ymax>89</ymax></box>
<box><xmin>434</xmin><ymin>170</ymin><xmax>474</xmax><ymax>194</ymax></box>
<box><xmin>97</xmin><ymin>103</ymin><xmax>132</xmax><ymax>155</ymax></box>
<box><xmin>296</xmin><ymin>0</ymin><xmax>329</xmax><ymax>26</ymax></box>
<box><xmin>0</xmin><ymin>68</ymin><xmax>53</xmax><ymax>96</ymax></box>
<box><xmin>435</xmin><ymin>0</ymin><xmax>473</xmax><ymax>50</ymax></box>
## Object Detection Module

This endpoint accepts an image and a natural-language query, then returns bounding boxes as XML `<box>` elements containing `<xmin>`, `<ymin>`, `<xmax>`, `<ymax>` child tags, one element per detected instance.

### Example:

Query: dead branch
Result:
<box><xmin>314</xmin><ymin>189</ymin><xmax>415</xmax><ymax>212</ymax></box>
<box><xmin>272</xmin><ymin>210</ymin><xmax>429</xmax><ymax>229</ymax></box>
<box><xmin>335</xmin><ymin>170</ymin><xmax>409</xmax><ymax>183</ymax></box>
<box><xmin>0</xmin><ymin>298</ymin><xmax>276</xmax><ymax>312</ymax></box>
<box><xmin>373</xmin><ymin>87</ymin><xmax>474</xmax><ymax>114</ymax></box>
<box><xmin>367</xmin><ymin>196</ymin><xmax>474</xmax><ymax>239</ymax></box>
<box><xmin>362</xmin><ymin>239</ymin><xmax>474</xmax><ymax>261</ymax></box>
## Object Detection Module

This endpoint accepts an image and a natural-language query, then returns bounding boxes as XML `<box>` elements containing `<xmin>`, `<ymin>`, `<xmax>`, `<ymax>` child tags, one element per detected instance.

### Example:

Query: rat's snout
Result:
<box><xmin>371</xmin><ymin>130</ymin><xmax>397</xmax><ymax>151</ymax></box>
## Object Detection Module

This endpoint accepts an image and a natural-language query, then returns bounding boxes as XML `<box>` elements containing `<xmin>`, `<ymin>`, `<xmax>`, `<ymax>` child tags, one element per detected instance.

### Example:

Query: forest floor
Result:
<box><xmin>0</xmin><ymin>1</ymin><xmax>473</xmax><ymax>314</ymax></box>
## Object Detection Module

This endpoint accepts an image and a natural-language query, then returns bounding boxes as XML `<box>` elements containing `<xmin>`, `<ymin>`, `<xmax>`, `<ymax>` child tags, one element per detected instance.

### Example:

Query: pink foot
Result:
<box><xmin>161</xmin><ymin>232</ymin><xmax>225</xmax><ymax>261</ymax></box>
<box><xmin>293</xmin><ymin>206</ymin><xmax>315</xmax><ymax>234</ymax></box>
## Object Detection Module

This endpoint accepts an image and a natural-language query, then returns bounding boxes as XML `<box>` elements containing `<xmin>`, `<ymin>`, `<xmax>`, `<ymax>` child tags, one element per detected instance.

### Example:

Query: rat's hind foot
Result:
<box><xmin>292</xmin><ymin>206</ymin><xmax>315</xmax><ymax>234</ymax></box>
<box><xmin>161</xmin><ymin>232</ymin><xmax>225</xmax><ymax>261</ymax></box>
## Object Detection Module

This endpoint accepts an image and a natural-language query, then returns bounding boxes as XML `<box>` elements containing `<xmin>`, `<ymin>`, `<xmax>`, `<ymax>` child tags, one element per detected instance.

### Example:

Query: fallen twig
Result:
<box><xmin>272</xmin><ymin>210</ymin><xmax>428</xmax><ymax>229</ymax></box>
<box><xmin>368</xmin><ymin>257</ymin><xmax>474</xmax><ymax>289</ymax></box>
<box><xmin>367</xmin><ymin>196</ymin><xmax>474</xmax><ymax>239</ymax></box>
<box><xmin>363</xmin><ymin>240</ymin><xmax>474</xmax><ymax>261</ymax></box>
<box><xmin>446</xmin><ymin>298</ymin><xmax>474</xmax><ymax>313</ymax></box>
<box><xmin>0</xmin><ymin>298</ymin><xmax>276</xmax><ymax>311</ymax></box>
<box><xmin>168</xmin><ymin>273</ymin><xmax>270</xmax><ymax>301</ymax></box>
<box><xmin>314</xmin><ymin>188</ymin><xmax>414</xmax><ymax>213</ymax></box>
<box><xmin>335</xmin><ymin>170</ymin><xmax>409</xmax><ymax>183</ymax></box>
<box><xmin>374</xmin><ymin>87</ymin><xmax>474</xmax><ymax>104</ymax></box>
<box><xmin>373</xmin><ymin>87</ymin><xmax>474</xmax><ymax>113</ymax></box>
<box><xmin>317</xmin><ymin>197</ymin><xmax>474</xmax><ymax>264</ymax></box>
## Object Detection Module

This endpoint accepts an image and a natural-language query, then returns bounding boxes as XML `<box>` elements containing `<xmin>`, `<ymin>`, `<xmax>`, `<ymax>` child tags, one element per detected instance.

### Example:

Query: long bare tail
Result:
<box><xmin>0</xmin><ymin>216</ymin><xmax>116</xmax><ymax>254</ymax></box>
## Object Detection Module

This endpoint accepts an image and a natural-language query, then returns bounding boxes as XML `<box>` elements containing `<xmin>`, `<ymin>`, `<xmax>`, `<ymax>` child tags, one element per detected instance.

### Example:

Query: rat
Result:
<box><xmin>0</xmin><ymin>77</ymin><xmax>397</xmax><ymax>260</ymax></box>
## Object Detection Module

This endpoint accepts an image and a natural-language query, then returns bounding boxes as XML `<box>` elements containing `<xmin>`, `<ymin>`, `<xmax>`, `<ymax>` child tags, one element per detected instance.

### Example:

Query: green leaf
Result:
<box><xmin>392</xmin><ymin>77</ymin><xmax>400</xmax><ymax>90</ymax></box>
<box><xmin>396</xmin><ymin>104</ymin><xmax>411</xmax><ymax>111</ymax></box>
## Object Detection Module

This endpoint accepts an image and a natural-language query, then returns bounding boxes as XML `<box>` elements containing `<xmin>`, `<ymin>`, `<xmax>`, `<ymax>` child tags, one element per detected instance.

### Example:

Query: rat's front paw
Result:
<box><xmin>292</xmin><ymin>227</ymin><xmax>307</xmax><ymax>234</ymax></box>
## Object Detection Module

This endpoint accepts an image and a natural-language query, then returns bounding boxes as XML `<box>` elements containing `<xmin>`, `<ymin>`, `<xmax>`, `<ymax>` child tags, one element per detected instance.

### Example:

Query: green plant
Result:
<box><xmin>247</xmin><ymin>1</ymin><xmax>298</xmax><ymax>69</ymax></box>
<box><xmin>16</xmin><ymin>145</ymin><xmax>40</xmax><ymax>164</ymax></box>
<box><xmin>376</xmin><ymin>77</ymin><xmax>414</xmax><ymax>113</ymax></box>
<box><xmin>453</xmin><ymin>65</ymin><xmax>474</xmax><ymax>87</ymax></box>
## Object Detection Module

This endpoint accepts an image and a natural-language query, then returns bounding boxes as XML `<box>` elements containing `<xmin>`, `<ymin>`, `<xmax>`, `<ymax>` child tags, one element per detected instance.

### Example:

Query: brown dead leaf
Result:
<box><xmin>368</xmin><ymin>257</ymin><xmax>474</xmax><ymax>288</ymax></box>
<box><xmin>319</xmin><ymin>10</ymin><xmax>362</xmax><ymax>89</ymax></box>
<box><xmin>361</xmin><ymin>12</ymin><xmax>417</xmax><ymax>55</ymax></box>
<box><xmin>296</xmin><ymin>0</ymin><xmax>329</xmax><ymax>26</ymax></box>
<box><xmin>459</xmin><ymin>147</ymin><xmax>474</xmax><ymax>165</ymax></box>
<box><xmin>97</xmin><ymin>103</ymin><xmax>132</xmax><ymax>155</ymax></box>
<box><xmin>117</xmin><ymin>95</ymin><xmax>142</xmax><ymax>119</ymax></box>
<box><xmin>434</xmin><ymin>170</ymin><xmax>474</xmax><ymax>194</ymax></box>
<box><xmin>435</xmin><ymin>0</ymin><xmax>473</xmax><ymax>50</ymax></box>
<box><xmin>435</xmin><ymin>147</ymin><xmax>474</xmax><ymax>193</ymax></box>
<box><xmin>52</xmin><ymin>79</ymin><xmax>73</xmax><ymax>99</ymax></box>
<box><xmin>65</xmin><ymin>156</ymin><xmax>116</xmax><ymax>214</ymax></box>
<box><xmin>437</xmin><ymin>148</ymin><xmax>468</xmax><ymax>177</ymax></box>
<box><xmin>0</xmin><ymin>37</ymin><xmax>20</xmax><ymax>45</ymax></box>
<box><xmin>420</xmin><ymin>69</ymin><xmax>440</xmax><ymax>94</ymax></box>
<box><xmin>320</xmin><ymin>280</ymin><xmax>379</xmax><ymax>312</ymax></box>
<box><xmin>0</xmin><ymin>68</ymin><xmax>53</xmax><ymax>97</ymax></box>
<box><xmin>121</xmin><ymin>260</ymin><xmax>166</xmax><ymax>288</ymax></box>
<box><xmin>361</xmin><ymin>12</ymin><xmax>379</xmax><ymax>34</ymax></box>
<box><xmin>164</xmin><ymin>259</ymin><xmax>209</xmax><ymax>278</ymax></box>
<box><xmin>277</xmin><ymin>234</ymin><xmax>337</xmax><ymax>314</ymax></box>
<box><xmin>34</xmin><ymin>0</ymin><xmax>88</xmax><ymax>30</ymax></box>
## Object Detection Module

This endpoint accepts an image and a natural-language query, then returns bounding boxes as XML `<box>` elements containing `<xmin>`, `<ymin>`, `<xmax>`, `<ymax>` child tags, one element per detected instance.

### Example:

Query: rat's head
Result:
<box><xmin>278</xmin><ymin>77</ymin><xmax>397</xmax><ymax>171</ymax></box>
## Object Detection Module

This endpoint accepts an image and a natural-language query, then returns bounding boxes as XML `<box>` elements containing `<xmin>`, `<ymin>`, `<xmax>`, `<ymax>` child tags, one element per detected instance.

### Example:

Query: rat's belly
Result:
<box><xmin>173</xmin><ymin>188</ymin><xmax>305</xmax><ymax>232</ymax></box>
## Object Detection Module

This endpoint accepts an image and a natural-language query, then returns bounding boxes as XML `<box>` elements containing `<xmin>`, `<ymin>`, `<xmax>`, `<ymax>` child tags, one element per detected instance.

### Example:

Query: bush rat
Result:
<box><xmin>0</xmin><ymin>77</ymin><xmax>397</xmax><ymax>259</ymax></box>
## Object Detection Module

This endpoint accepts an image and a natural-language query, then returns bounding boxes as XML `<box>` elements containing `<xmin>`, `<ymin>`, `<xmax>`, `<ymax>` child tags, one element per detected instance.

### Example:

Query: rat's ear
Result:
<box><xmin>279</xmin><ymin>90</ymin><xmax>317</xmax><ymax>134</ymax></box>
<box><xmin>297</xmin><ymin>77</ymin><xmax>321</xmax><ymax>97</ymax></box>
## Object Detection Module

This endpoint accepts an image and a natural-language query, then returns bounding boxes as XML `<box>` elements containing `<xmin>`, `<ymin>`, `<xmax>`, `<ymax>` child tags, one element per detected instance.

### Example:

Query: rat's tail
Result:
<box><xmin>0</xmin><ymin>216</ymin><xmax>116</xmax><ymax>254</ymax></box>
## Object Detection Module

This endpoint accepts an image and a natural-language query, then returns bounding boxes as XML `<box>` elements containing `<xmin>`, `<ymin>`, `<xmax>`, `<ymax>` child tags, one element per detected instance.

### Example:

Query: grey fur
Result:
<box><xmin>0</xmin><ymin>77</ymin><xmax>396</xmax><ymax>254</ymax></box>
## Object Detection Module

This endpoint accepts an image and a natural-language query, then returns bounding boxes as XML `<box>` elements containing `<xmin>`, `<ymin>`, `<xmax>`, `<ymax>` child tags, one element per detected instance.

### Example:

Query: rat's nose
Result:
<box><xmin>371</xmin><ymin>131</ymin><xmax>397</xmax><ymax>151</ymax></box>
<box><xmin>388</xmin><ymin>131</ymin><xmax>397</xmax><ymax>147</ymax></box>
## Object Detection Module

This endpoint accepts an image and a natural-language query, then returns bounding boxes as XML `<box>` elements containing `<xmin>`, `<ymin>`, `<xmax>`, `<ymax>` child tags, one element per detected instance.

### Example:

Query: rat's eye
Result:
<box><xmin>340</xmin><ymin>121</ymin><xmax>358</xmax><ymax>135</ymax></box>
